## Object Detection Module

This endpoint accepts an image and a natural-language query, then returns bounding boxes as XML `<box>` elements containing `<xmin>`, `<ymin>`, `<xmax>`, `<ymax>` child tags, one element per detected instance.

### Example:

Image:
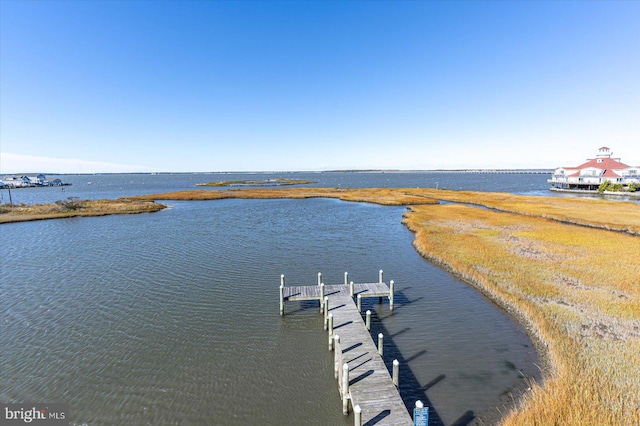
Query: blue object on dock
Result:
<box><xmin>414</xmin><ymin>406</ymin><xmax>429</xmax><ymax>426</ymax></box>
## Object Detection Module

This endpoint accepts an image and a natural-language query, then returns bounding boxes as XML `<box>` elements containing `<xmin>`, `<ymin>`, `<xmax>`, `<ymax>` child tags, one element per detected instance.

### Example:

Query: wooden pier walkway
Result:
<box><xmin>279</xmin><ymin>272</ymin><xmax>413</xmax><ymax>425</ymax></box>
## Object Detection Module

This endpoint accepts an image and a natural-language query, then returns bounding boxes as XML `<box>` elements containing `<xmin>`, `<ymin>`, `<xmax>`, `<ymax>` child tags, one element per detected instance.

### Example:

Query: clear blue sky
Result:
<box><xmin>1</xmin><ymin>0</ymin><xmax>639</xmax><ymax>173</ymax></box>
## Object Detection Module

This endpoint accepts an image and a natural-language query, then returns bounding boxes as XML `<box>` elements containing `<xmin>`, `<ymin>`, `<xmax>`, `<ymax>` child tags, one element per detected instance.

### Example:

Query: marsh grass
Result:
<box><xmin>403</xmin><ymin>203</ymin><xmax>640</xmax><ymax>425</ymax></box>
<box><xmin>196</xmin><ymin>178</ymin><xmax>316</xmax><ymax>186</ymax></box>
<box><xmin>134</xmin><ymin>187</ymin><xmax>441</xmax><ymax>206</ymax></box>
<box><xmin>0</xmin><ymin>198</ymin><xmax>166</xmax><ymax>223</ymax></box>
<box><xmin>402</xmin><ymin>188</ymin><xmax>640</xmax><ymax>235</ymax></box>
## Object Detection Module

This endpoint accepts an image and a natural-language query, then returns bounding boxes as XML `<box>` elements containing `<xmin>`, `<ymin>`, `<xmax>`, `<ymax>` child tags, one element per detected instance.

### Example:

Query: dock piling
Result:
<box><xmin>334</xmin><ymin>335</ymin><xmax>341</xmax><ymax>378</ymax></box>
<box><xmin>324</xmin><ymin>296</ymin><xmax>329</xmax><ymax>329</ymax></box>
<box><xmin>279</xmin><ymin>274</ymin><xmax>285</xmax><ymax>316</ymax></box>
<box><xmin>318</xmin><ymin>272</ymin><xmax>322</xmax><ymax>286</ymax></box>
<box><xmin>350</xmin><ymin>281</ymin><xmax>354</xmax><ymax>297</ymax></box>
<box><xmin>392</xmin><ymin>359</ymin><xmax>399</xmax><ymax>387</ymax></box>
<box><xmin>357</xmin><ymin>294</ymin><xmax>362</xmax><ymax>312</ymax></box>
<box><xmin>354</xmin><ymin>405</ymin><xmax>362</xmax><ymax>426</ymax></box>
<box><xmin>344</xmin><ymin>271</ymin><xmax>348</xmax><ymax>285</ymax></box>
<box><xmin>379</xmin><ymin>269</ymin><xmax>383</xmax><ymax>284</ymax></box>
<box><xmin>365</xmin><ymin>310</ymin><xmax>371</xmax><ymax>331</ymax></box>
<box><xmin>328</xmin><ymin>313</ymin><xmax>334</xmax><ymax>336</ymax></box>
<box><xmin>378</xmin><ymin>333</ymin><xmax>384</xmax><ymax>356</ymax></box>
<box><xmin>320</xmin><ymin>283</ymin><xmax>325</xmax><ymax>312</ymax></box>
<box><xmin>389</xmin><ymin>280</ymin><xmax>395</xmax><ymax>312</ymax></box>
<box><xmin>342</xmin><ymin>363</ymin><xmax>350</xmax><ymax>415</ymax></box>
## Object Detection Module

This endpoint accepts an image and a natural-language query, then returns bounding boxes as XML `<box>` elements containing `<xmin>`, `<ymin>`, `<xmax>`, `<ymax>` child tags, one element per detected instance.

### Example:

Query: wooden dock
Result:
<box><xmin>280</xmin><ymin>272</ymin><xmax>414</xmax><ymax>425</ymax></box>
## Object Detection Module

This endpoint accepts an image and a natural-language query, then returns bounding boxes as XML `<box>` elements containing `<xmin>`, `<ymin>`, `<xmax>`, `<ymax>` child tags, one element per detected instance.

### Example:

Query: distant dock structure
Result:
<box><xmin>1</xmin><ymin>173</ymin><xmax>70</xmax><ymax>188</ymax></box>
<box><xmin>279</xmin><ymin>271</ymin><xmax>424</xmax><ymax>426</ymax></box>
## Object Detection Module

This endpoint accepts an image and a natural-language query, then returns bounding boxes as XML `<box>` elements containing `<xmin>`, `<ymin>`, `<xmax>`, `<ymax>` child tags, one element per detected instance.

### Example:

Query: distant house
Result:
<box><xmin>1</xmin><ymin>173</ymin><xmax>56</xmax><ymax>188</ymax></box>
<box><xmin>25</xmin><ymin>174</ymin><xmax>47</xmax><ymax>185</ymax></box>
<box><xmin>548</xmin><ymin>147</ymin><xmax>640</xmax><ymax>191</ymax></box>
<box><xmin>1</xmin><ymin>175</ymin><xmax>32</xmax><ymax>188</ymax></box>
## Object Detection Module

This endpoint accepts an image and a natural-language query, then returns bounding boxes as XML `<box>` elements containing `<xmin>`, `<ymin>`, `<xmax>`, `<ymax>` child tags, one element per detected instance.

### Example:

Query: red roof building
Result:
<box><xmin>548</xmin><ymin>147</ymin><xmax>640</xmax><ymax>192</ymax></box>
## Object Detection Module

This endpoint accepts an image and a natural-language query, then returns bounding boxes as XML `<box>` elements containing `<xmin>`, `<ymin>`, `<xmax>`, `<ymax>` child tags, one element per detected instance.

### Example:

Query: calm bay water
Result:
<box><xmin>0</xmin><ymin>171</ymin><xmax>551</xmax><ymax>206</ymax></box>
<box><xmin>1</xmin><ymin>173</ymin><xmax>546</xmax><ymax>425</ymax></box>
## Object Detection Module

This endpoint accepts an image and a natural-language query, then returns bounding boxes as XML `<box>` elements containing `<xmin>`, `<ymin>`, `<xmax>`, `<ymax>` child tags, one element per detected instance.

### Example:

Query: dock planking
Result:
<box><xmin>280</xmin><ymin>274</ymin><xmax>413</xmax><ymax>425</ymax></box>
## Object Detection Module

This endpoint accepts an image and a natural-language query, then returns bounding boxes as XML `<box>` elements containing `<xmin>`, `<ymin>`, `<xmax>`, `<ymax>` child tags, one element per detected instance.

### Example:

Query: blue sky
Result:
<box><xmin>1</xmin><ymin>0</ymin><xmax>638</xmax><ymax>173</ymax></box>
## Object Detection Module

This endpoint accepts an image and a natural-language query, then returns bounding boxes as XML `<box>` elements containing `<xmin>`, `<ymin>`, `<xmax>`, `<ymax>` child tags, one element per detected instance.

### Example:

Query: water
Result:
<box><xmin>1</xmin><ymin>171</ymin><xmax>552</xmax><ymax>206</ymax></box>
<box><xmin>1</xmin><ymin>173</ymin><xmax>544</xmax><ymax>425</ymax></box>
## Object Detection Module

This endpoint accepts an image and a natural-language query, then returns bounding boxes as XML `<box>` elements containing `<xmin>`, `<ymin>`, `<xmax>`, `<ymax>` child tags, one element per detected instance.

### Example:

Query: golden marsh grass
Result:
<box><xmin>134</xmin><ymin>187</ymin><xmax>441</xmax><ymax>206</ymax></box>
<box><xmin>402</xmin><ymin>188</ymin><xmax>640</xmax><ymax>235</ymax></box>
<box><xmin>403</xmin><ymin>203</ymin><xmax>640</xmax><ymax>425</ymax></box>
<box><xmin>0</xmin><ymin>198</ymin><xmax>166</xmax><ymax>224</ymax></box>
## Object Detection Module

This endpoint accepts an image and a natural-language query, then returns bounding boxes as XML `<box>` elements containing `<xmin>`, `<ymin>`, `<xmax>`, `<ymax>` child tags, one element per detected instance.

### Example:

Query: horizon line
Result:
<box><xmin>2</xmin><ymin>168</ymin><xmax>555</xmax><ymax>176</ymax></box>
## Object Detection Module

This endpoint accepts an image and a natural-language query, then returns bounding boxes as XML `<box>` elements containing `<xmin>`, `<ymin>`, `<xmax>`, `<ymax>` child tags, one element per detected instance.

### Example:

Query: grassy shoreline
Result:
<box><xmin>196</xmin><ymin>177</ymin><xmax>316</xmax><ymax>186</ymax></box>
<box><xmin>0</xmin><ymin>198</ymin><xmax>166</xmax><ymax>224</ymax></box>
<box><xmin>3</xmin><ymin>187</ymin><xmax>638</xmax><ymax>424</ymax></box>
<box><xmin>402</xmin><ymin>203</ymin><xmax>639</xmax><ymax>425</ymax></box>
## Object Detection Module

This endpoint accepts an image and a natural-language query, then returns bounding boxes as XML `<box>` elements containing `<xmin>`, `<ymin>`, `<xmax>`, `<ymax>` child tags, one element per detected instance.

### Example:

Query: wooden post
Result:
<box><xmin>328</xmin><ymin>313</ymin><xmax>334</xmax><ymax>336</ymax></box>
<box><xmin>334</xmin><ymin>335</ymin><xmax>340</xmax><ymax>378</ymax></box>
<box><xmin>279</xmin><ymin>274</ymin><xmax>285</xmax><ymax>316</ymax></box>
<box><xmin>392</xmin><ymin>359</ymin><xmax>399</xmax><ymax>387</ymax></box>
<box><xmin>320</xmin><ymin>283</ymin><xmax>325</xmax><ymax>313</ymax></box>
<box><xmin>365</xmin><ymin>310</ymin><xmax>371</xmax><ymax>331</ymax></box>
<box><xmin>329</xmin><ymin>334</ymin><xmax>334</xmax><ymax>351</ymax></box>
<box><xmin>324</xmin><ymin>296</ymin><xmax>329</xmax><ymax>329</ymax></box>
<box><xmin>344</xmin><ymin>271</ymin><xmax>348</xmax><ymax>285</ymax></box>
<box><xmin>350</xmin><ymin>281</ymin><xmax>354</xmax><ymax>298</ymax></box>
<box><xmin>354</xmin><ymin>405</ymin><xmax>362</xmax><ymax>426</ymax></box>
<box><xmin>378</xmin><ymin>270</ymin><xmax>384</xmax><ymax>304</ymax></box>
<box><xmin>318</xmin><ymin>272</ymin><xmax>322</xmax><ymax>286</ymax></box>
<box><xmin>378</xmin><ymin>333</ymin><xmax>384</xmax><ymax>356</ymax></box>
<box><xmin>279</xmin><ymin>283</ymin><xmax>284</xmax><ymax>316</ymax></box>
<box><xmin>357</xmin><ymin>294</ymin><xmax>362</xmax><ymax>312</ymax></box>
<box><xmin>389</xmin><ymin>280</ymin><xmax>395</xmax><ymax>312</ymax></box>
<box><xmin>342</xmin><ymin>363</ymin><xmax>350</xmax><ymax>415</ymax></box>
